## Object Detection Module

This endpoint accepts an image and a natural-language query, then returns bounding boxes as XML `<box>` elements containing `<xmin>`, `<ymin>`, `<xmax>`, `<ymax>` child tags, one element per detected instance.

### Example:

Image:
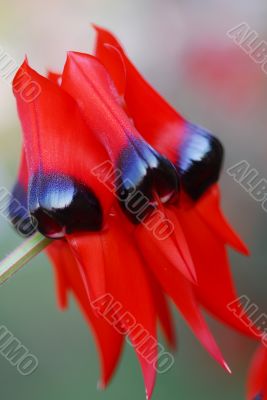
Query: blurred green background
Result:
<box><xmin>1</xmin><ymin>0</ymin><xmax>267</xmax><ymax>398</ymax></box>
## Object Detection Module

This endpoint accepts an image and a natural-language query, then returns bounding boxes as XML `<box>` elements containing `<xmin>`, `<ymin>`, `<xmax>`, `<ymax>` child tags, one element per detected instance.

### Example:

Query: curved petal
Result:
<box><xmin>135</xmin><ymin>222</ymin><xmax>230</xmax><ymax>373</ymax></box>
<box><xmin>13</xmin><ymin>60</ymin><xmax>114</xmax><ymax>237</ymax></box>
<box><xmin>93</xmin><ymin>25</ymin><xmax>185</xmax><ymax>162</ymax></box>
<box><xmin>89</xmin><ymin>218</ymin><xmax>158</xmax><ymax>399</ymax></box>
<box><xmin>13</xmin><ymin>60</ymin><xmax>108</xmax><ymax>186</ymax></box>
<box><xmin>196</xmin><ymin>185</ymin><xmax>249</xmax><ymax>255</ymax></box>
<box><xmin>95</xmin><ymin>41</ymin><xmax>126</xmax><ymax>97</ymax></box>
<box><xmin>46</xmin><ymin>241</ymin><xmax>69</xmax><ymax>310</ymax></box>
<box><xmin>176</xmin><ymin>205</ymin><xmax>255</xmax><ymax>337</ymax></box>
<box><xmin>149</xmin><ymin>271</ymin><xmax>176</xmax><ymax>349</ymax></box>
<box><xmin>66</xmin><ymin>231</ymin><xmax>106</xmax><ymax>302</ymax></box>
<box><xmin>62</xmin><ymin>51</ymin><xmax>135</xmax><ymax>160</ymax></box>
<box><xmin>47</xmin><ymin>240</ymin><xmax>123</xmax><ymax>387</ymax></box>
<box><xmin>134</xmin><ymin>207</ymin><xmax>197</xmax><ymax>284</ymax></box>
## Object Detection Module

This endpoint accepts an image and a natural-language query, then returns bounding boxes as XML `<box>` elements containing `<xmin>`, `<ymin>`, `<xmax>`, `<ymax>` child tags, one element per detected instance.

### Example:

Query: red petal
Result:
<box><xmin>149</xmin><ymin>272</ymin><xmax>176</xmax><ymax>349</ymax></box>
<box><xmin>94</xmin><ymin>218</ymin><xmax>157</xmax><ymax>399</ymax></box>
<box><xmin>93</xmin><ymin>25</ymin><xmax>185</xmax><ymax>164</ymax></box>
<box><xmin>176</xmin><ymin>204</ymin><xmax>256</xmax><ymax>337</ymax></box>
<box><xmin>95</xmin><ymin>42</ymin><xmax>126</xmax><ymax>96</ymax></box>
<box><xmin>196</xmin><ymin>185</ymin><xmax>249</xmax><ymax>255</ymax></box>
<box><xmin>93</xmin><ymin>25</ymin><xmax>127</xmax><ymax>97</ymax></box>
<box><xmin>135</xmin><ymin>208</ymin><xmax>197</xmax><ymax>284</ymax></box>
<box><xmin>66</xmin><ymin>232</ymin><xmax>106</xmax><ymax>302</ymax></box>
<box><xmin>17</xmin><ymin>149</ymin><xmax>28</xmax><ymax>189</ymax></box>
<box><xmin>165</xmin><ymin>207</ymin><xmax>197</xmax><ymax>282</ymax></box>
<box><xmin>135</xmin><ymin>224</ymin><xmax>230</xmax><ymax>372</ymax></box>
<box><xmin>247</xmin><ymin>345</ymin><xmax>267</xmax><ymax>400</ymax></box>
<box><xmin>13</xmin><ymin>60</ymin><xmax>113</xmax><ymax>215</ymax></box>
<box><xmin>47</xmin><ymin>241</ymin><xmax>69</xmax><ymax>309</ymax></box>
<box><xmin>47</xmin><ymin>240</ymin><xmax>123</xmax><ymax>387</ymax></box>
<box><xmin>62</xmin><ymin>51</ymin><xmax>139</xmax><ymax>162</ymax></box>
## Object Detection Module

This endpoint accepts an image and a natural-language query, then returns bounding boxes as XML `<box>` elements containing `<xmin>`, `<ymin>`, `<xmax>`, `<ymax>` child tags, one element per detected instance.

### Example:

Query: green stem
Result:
<box><xmin>0</xmin><ymin>232</ymin><xmax>51</xmax><ymax>284</ymax></box>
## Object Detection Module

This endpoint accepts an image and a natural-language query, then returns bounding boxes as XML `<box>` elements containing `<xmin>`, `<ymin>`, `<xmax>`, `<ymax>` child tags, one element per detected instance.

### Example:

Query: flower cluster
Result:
<box><xmin>9</xmin><ymin>26</ymin><xmax>258</xmax><ymax>399</ymax></box>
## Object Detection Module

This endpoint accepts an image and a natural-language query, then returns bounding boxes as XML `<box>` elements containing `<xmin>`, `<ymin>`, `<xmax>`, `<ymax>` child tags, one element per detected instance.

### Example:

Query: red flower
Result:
<box><xmin>10</xmin><ymin>26</ymin><xmax>257</xmax><ymax>399</ymax></box>
<box><xmin>247</xmin><ymin>345</ymin><xmax>267</xmax><ymax>399</ymax></box>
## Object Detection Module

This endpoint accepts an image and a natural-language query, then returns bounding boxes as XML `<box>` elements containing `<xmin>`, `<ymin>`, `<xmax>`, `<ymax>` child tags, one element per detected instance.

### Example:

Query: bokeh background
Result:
<box><xmin>0</xmin><ymin>0</ymin><xmax>267</xmax><ymax>398</ymax></box>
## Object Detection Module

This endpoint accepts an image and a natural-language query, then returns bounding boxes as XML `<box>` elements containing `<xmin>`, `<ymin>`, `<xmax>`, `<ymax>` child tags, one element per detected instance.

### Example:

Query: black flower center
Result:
<box><xmin>28</xmin><ymin>173</ymin><xmax>102</xmax><ymax>238</ymax></box>
<box><xmin>178</xmin><ymin>123</ymin><xmax>224</xmax><ymax>200</ymax></box>
<box><xmin>116</xmin><ymin>137</ymin><xmax>179</xmax><ymax>224</ymax></box>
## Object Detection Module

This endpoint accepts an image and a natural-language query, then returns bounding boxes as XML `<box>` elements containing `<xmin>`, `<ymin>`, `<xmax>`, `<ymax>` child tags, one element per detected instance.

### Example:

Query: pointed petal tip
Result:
<box><xmin>145</xmin><ymin>387</ymin><xmax>153</xmax><ymax>400</ymax></box>
<box><xmin>16</xmin><ymin>56</ymin><xmax>30</xmax><ymax>73</ymax></box>
<box><xmin>97</xmin><ymin>379</ymin><xmax>106</xmax><ymax>391</ymax></box>
<box><xmin>143</xmin><ymin>368</ymin><xmax>156</xmax><ymax>400</ymax></box>
<box><xmin>13</xmin><ymin>58</ymin><xmax>31</xmax><ymax>92</ymax></box>
<box><xmin>65</xmin><ymin>51</ymin><xmax>82</xmax><ymax>69</ymax></box>
<box><xmin>92</xmin><ymin>23</ymin><xmax>99</xmax><ymax>31</ymax></box>
<box><xmin>160</xmin><ymin>236</ymin><xmax>198</xmax><ymax>285</ymax></box>
<box><xmin>57</xmin><ymin>299</ymin><xmax>68</xmax><ymax>311</ymax></box>
<box><xmin>223</xmin><ymin>361</ymin><xmax>232</xmax><ymax>374</ymax></box>
<box><xmin>92</xmin><ymin>23</ymin><xmax>106</xmax><ymax>34</ymax></box>
<box><xmin>241</xmin><ymin>243</ymin><xmax>250</xmax><ymax>257</ymax></box>
<box><xmin>66</xmin><ymin>50</ymin><xmax>75</xmax><ymax>59</ymax></box>
<box><xmin>66</xmin><ymin>51</ymin><xmax>81</xmax><ymax>61</ymax></box>
<box><xmin>214</xmin><ymin>350</ymin><xmax>231</xmax><ymax>374</ymax></box>
<box><xmin>66</xmin><ymin>50</ymin><xmax>95</xmax><ymax>65</ymax></box>
<box><xmin>229</xmin><ymin>231</ymin><xmax>250</xmax><ymax>256</ymax></box>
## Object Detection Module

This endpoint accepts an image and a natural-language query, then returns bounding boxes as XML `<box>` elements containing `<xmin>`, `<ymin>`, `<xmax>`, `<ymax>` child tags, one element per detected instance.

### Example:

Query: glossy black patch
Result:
<box><xmin>177</xmin><ymin>123</ymin><xmax>224</xmax><ymax>200</ymax></box>
<box><xmin>116</xmin><ymin>136</ymin><xmax>179</xmax><ymax>224</ymax></box>
<box><xmin>29</xmin><ymin>173</ymin><xmax>102</xmax><ymax>238</ymax></box>
<box><xmin>8</xmin><ymin>182</ymin><xmax>37</xmax><ymax>236</ymax></box>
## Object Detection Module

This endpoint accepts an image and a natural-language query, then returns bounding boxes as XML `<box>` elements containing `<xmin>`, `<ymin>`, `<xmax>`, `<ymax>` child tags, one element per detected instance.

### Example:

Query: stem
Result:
<box><xmin>0</xmin><ymin>232</ymin><xmax>51</xmax><ymax>285</ymax></box>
